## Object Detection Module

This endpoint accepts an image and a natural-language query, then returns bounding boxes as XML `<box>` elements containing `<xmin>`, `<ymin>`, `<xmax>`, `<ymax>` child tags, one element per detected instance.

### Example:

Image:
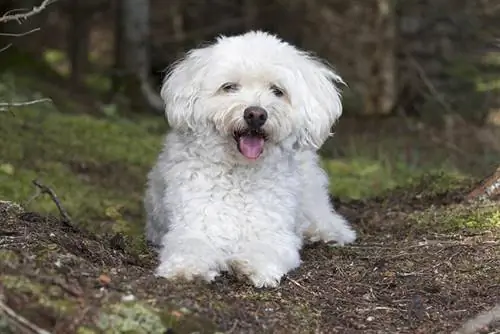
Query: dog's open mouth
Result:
<box><xmin>233</xmin><ymin>129</ymin><xmax>268</xmax><ymax>160</ymax></box>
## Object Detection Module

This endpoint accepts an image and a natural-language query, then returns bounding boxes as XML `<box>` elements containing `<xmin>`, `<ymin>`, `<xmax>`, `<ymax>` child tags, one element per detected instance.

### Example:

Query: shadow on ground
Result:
<box><xmin>1</xmin><ymin>175</ymin><xmax>499</xmax><ymax>334</ymax></box>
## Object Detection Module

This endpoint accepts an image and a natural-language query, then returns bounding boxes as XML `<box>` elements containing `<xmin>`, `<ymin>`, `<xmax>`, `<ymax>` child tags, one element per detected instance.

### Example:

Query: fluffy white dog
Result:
<box><xmin>144</xmin><ymin>31</ymin><xmax>356</xmax><ymax>288</ymax></box>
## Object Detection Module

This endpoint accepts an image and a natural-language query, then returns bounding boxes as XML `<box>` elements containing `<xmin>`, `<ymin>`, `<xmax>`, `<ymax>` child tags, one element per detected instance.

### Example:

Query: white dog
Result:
<box><xmin>144</xmin><ymin>31</ymin><xmax>356</xmax><ymax>288</ymax></box>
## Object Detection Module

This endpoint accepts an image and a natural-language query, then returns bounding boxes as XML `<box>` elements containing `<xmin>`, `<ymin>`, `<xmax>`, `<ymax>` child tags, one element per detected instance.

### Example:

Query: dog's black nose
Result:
<box><xmin>244</xmin><ymin>106</ymin><xmax>268</xmax><ymax>129</ymax></box>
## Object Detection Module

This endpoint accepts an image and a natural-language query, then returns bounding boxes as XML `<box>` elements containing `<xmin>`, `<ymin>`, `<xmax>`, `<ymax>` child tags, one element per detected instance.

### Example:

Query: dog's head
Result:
<box><xmin>161</xmin><ymin>31</ymin><xmax>344</xmax><ymax>160</ymax></box>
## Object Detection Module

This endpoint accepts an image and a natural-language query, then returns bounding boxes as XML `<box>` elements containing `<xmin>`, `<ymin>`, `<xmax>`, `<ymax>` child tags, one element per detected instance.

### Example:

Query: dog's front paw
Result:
<box><xmin>323</xmin><ymin>215</ymin><xmax>357</xmax><ymax>246</ymax></box>
<box><xmin>155</xmin><ymin>254</ymin><xmax>220</xmax><ymax>283</ymax></box>
<box><xmin>329</xmin><ymin>225</ymin><xmax>356</xmax><ymax>246</ymax></box>
<box><xmin>230</xmin><ymin>245</ymin><xmax>300</xmax><ymax>288</ymax></box>
<box><xmin>232</xmin><ymin>257</ymin><xmax>285</xmax><ymax>288</ymax></box>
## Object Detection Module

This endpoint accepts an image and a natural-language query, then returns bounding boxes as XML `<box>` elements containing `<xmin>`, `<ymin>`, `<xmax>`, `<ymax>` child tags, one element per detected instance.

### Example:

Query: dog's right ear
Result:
<box><xmin>160</xmin><ymin>47</ymin><xmax>211</xmax><ymax>131</ymax></box>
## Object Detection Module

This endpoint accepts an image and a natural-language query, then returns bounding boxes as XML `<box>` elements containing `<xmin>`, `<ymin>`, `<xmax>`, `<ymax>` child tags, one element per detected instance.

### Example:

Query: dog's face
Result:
<box><xmin>161</xmin><ymin>31</ymin><xmax>344</xmax><ymax>160</ymax></box>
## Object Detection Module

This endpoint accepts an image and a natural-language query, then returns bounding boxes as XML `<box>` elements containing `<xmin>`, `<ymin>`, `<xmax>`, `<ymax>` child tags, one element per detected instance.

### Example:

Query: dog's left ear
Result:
<box><xmin>293</xmin><ymin>57</ymin><xmax>345</xmax><ymax>150</ymax></box>
<box><xmin>160</xmin><ymin>47</ymin><xmax>211</xmax><ymax>131</ymax></box>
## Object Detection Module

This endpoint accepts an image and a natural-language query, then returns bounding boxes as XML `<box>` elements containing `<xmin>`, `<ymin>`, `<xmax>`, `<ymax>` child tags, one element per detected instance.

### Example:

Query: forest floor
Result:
<box><xmin>1</xmin><ymin>57</ymin><xmax>499</xmax><ymax>333</ymax></box>
<box><xmin>1</xmin><ymin>178</ymin><xmax>499</xmax><ymax>333</ymax></box>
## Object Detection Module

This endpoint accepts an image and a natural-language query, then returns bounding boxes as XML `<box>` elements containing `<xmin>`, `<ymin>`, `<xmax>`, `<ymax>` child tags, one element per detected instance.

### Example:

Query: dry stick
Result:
<box><xmin>0</xmin><ymin>28</ymin><xmax>41</xmax><ymax>37</ymax></box>
<box><xmin>0</xmin><ymin>98</ymin><xmax>51</xmax><ymax>112</ymax></box>
<box><xmin>0</xmin><ymin>0</ymin><xmax>56</xmax><ymax>24</ymax></box>
<box><xmin>453</xmin><ymin>304</ymin><xmax>500</xmax><ymax>334</ymax></box>
<box><xmin>0</xmin><ymin>43</ymin><xmax>12</xmax><ymax>52</ymax></box>
<box><xmin>404</xmin><ymin>55</ymin><xmax>472</xmax><ymax>157</ymax></box>
<box><xmin>286</xmin><ymin>276</ymin><xmax>319</xmax><ymax>296</ymax></box>
<box><xmin>31</xmin><ymin>179</ymin><xmax>73</xmax><ymax>225</ymax></box>
<box><xmin>407</xmin><ymin>55</ymin><xmax>454</xmax><ymax>114</ymax></box>
<box><xmin>0</xmin><ymin>300</ymin><xmax>51</xmax><ymax>334</ymax></box>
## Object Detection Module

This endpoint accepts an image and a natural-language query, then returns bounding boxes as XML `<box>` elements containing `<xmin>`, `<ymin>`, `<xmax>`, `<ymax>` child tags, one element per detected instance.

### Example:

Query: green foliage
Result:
<box><xmin>0</xmin><ymin>275</ymin><xmax>79</xmax><ymax>313</ymax></box>
<box><xmin>0</xmin><ymin>88</ymin><xmax>164</xmax><ymax>234</ymax></box>
<box><xmin>97</xmin><ymin>302</ymin><xmax>169</xmax><ymax>334</ymax></box>
<box><xmin>323</xmin><ymin>158</ymin><xmax>468</xmax><ymax>200</ymax></box>
<box><xmin>409</xmin><ymin>204</ymin><xmax>500</xmax><ymax>233</ymax></box>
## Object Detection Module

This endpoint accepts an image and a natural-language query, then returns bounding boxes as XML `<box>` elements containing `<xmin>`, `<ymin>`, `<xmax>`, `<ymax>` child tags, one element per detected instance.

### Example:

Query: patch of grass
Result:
<box><xmin>96</xmin><ymin>301</ymin><xmax>218</xmax><ymax>334</ymax></box>
<box><xmin>0</xmin><ymin>249</ymin><xmax>20</xmax><ymax>268</ymax></box>
<box><xmin>0</xmin><ymin>83</ymin><xmax>164</xmax><ymax>234</ymax></box>
<box><xmin>97</xmin><ymin>302</ymin><xmax>169</xmax><ymax>333</ymax></box>
<box><xmin>0</xmin><ymin>275</ymin><xmax>79</xmax><ymax>314</ymax></box>
<box><xmin>409</xmin><ymin>203</ymin><xmax>500</xmax><ymax>233</ymax></box>
<box><xmin>322</xmin><ymin>155</ymin><xmax>468</xmax><ymax>200</ymax></box>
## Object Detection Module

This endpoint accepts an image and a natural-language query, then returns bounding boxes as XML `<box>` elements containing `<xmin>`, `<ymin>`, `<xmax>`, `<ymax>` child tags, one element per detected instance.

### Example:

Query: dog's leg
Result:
<box><xmin>229</xmin><ymin>232</ymin><xmax>302</xmax><ymax>288</ymax></box>
<box><xmin>299</xmin><ymin>153</ymin><xmax>356</xmax><ymax>245</ymax></box>
<box><xmin>155</xmin><ymin>229</ymin><xmax>227</xmax><ymax>283</ymax></box>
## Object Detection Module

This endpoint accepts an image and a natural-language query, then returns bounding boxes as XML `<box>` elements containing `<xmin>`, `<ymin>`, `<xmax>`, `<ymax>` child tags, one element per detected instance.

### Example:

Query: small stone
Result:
<box><xmin>121</xmin><ymin>294</ymin><xmax>136</xmax><ymax>302</ymax></box>
<box><xmin>170</xmin><ymin>310</ymin><xmax>183</xmax><ymax>319</ymax></box>
<box><xmin>98</xmin><ymin>274</ymin><xmax>111</xmax><ymax>286</ymax></box>
<box><xmin>366</xmin><ymin>316</ymin><xmax>375</xmax><ymax>322</ymax></box>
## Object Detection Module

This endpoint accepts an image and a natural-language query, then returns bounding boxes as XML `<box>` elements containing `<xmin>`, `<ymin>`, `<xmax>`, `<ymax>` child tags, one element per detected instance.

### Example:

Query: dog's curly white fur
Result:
<box><xmin>144</xmin><ymin>31</ymin><xmax>356</xmax><ymax>288</ymax></box>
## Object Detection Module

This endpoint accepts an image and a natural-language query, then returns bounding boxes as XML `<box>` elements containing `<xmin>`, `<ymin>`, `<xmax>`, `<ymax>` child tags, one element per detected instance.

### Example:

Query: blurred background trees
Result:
<box><xmin>1</xmin><ymin>0</ymin><xmax>499</xmax><ymax>121</ymax></box>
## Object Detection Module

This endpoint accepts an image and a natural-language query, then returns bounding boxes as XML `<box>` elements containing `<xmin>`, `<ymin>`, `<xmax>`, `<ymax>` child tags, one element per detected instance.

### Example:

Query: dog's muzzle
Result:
<box><xmin>234</xmin><ymin>106</ymin><xmax>269</xmax><ymax>160</ymax></box>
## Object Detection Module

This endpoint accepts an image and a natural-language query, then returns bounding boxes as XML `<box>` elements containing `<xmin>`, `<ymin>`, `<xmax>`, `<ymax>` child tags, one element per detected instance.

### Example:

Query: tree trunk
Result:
<box><xmin>68</xmin><ymin>0</ymin><xmax>90</xmax><ymax>85</ymax></box>
<box><xmin>121</xmin><ymin>0</ymin><xmax>162</xmax><ymax>112</ymax></box>
<box><xmin>109</xmin><ymin>0</ymin><xmax>124</xmax><ymax>101</ymax></box>
<box><xmin>363</xmin><ymin>0</ymin><xmax>397</xmax><ymax>116</ymax></box>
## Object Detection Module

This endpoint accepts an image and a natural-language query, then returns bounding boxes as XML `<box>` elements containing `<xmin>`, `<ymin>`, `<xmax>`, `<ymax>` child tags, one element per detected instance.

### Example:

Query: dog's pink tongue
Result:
<box><xmin>239</xmin><ymin>136</ymin><xmax>265</xmax><ymax>159</ymax></box>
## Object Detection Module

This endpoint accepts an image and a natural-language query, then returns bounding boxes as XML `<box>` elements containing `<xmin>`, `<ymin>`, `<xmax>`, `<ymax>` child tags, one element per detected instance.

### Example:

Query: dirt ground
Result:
<box><xmin>0</xmin><ymin>176</ymin><xmax>499</xmax><ymax>334</ymax></box>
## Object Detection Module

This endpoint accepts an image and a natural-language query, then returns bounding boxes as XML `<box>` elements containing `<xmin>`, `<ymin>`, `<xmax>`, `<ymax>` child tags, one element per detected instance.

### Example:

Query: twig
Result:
<box><xmin>0</xmin><ymin>0</ymin><xmax>56</xmax><ymax>24</ymax></box>
<box><xmin>226</xmin><ymin>319</ymin><xmax>239</xmax><ymax>334</ymax></box>
<box><xmin>0</xmin><ymin>27</ymin><xmax>41</xmax><ymax>37</ymax></box>
<box><xmin>31</xmin><ymin>180</ymin><xmax>72</xmax><ymax>225</ymax></box>
<box><xmin>453</xmin><ymin>304</ymin><xmax>500</xmax><ymax>334</ymax></box>
<box><xmin>286</xmin><ymin>276</ymin><xmax>319</xmax><ymax>296</ymax></box>
<box><xmin>0</xmin><ymin>98</ymin><xmax>51</xmax><ymax>111</ymax></box>
<box><xmin>0</xmin><ymin>43</ymin><xmax>12</xmax><ymax>53</ymax></box>
<box><xmin>0</xmin><ymin>300</ymin><xmax>51</xmax><ymax>334</ymax></box>
<box><xmin>406</xmin><ymin>54</ymin><xmax>455</xmax><ymax>114</ymax></box>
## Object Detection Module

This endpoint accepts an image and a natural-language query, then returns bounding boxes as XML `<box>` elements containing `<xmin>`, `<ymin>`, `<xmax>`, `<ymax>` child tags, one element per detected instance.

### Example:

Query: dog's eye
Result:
<box><xmin>221</xmin><ymin>82</ymin><xmax>240</xmax><ymax>93</ymax></box>
<box><xmin>270</xmin><ymin>85</ymin><xmax>285</xmax><ymax>97</ymax></box>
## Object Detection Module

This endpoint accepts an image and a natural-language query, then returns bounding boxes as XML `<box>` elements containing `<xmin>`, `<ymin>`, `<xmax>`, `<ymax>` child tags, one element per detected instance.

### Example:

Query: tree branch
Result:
<box><xmin>0</xmin><ymin>299</ymin><xmax>51</xmax><ymax>334</ymax></box>
<box><xmin>31</xmin><ymin>180</ymin><xmax>73</xmax><ymax>227</ymax></box>
<box><xmin>0</xmin><ymin>0</ymin><xmax>57</xmax><ymax>24</ymax></box>
<box><xmin>0</xmin><ymin>98</ymin><xmax>52</xmax><ymax>112</ymax></box>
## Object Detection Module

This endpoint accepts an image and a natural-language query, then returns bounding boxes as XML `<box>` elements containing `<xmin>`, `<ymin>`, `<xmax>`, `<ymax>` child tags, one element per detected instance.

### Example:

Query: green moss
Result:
<box><xmin>0</xmin><ymin>275</ymin><xmax>78</xmax><ymax>314</ymax></box>
<box><xmin>76</xmin><ymin>327</ymin><xmax>99</xmax><ymax>334</ymax></box>
<box><xmin>0</xmin><ymin>315</ymin><xmax>16</xmax><ymax>334</ymax></box>
<box><xmin>322</xmin><ymin>157</ymin><xmax>469</xmax><ymax>200</ymax></box>
<box><xmin>410</xmin><ymin>203</ymin><xmax>500</xmax><ymax>233</ymax></box>
<box><xmin>404</xmin><ymin>170</ymin><xmax>472</xmax><ymax>195</ymax></box>
<box><xmin>0</xmin><ymin>85</ymin><xmax>165</xmax><ymax>234</ymax></box>
<box><xmin>0</xmin><ymin>250</ymin><xmax>20</xmax><ymax>268</ymax></box>
<box><xmin>106</xmin><ymin>205</ymin><xmax>149</xmax><ymax>254</ymax></box>
<box><xmin>96</xmin><ymin>301</ymin><xmax>218</xmax><ymax>334</ymax></box>
<box><xmin>97</xmin><ymin>302</ymin><xmax>168</xmax><ymax>334</ymax></box>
